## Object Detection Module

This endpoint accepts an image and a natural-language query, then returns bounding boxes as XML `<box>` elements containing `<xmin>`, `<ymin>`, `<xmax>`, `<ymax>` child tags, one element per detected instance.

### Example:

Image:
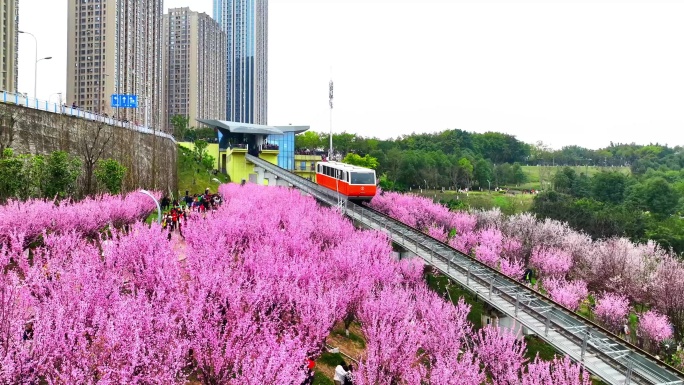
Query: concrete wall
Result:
<box><xmin>0</xmin><ymin>103</ymin><xmax>177</xmax><ymax>195</ymax></box>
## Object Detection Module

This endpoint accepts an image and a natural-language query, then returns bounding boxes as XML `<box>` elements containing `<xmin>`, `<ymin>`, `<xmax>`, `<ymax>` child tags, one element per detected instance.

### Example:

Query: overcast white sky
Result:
<box><xmin>18</xmin><ymin>0</ymin><xmax>684</xmax><ymax>149</ymax></box>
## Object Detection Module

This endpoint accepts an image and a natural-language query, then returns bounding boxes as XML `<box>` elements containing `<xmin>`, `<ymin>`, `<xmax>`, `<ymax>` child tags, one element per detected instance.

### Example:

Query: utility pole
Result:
<box><xmin>329</xmin><ymin>76</ymin><xmax>333</xmax><ymax>160</ymax></box>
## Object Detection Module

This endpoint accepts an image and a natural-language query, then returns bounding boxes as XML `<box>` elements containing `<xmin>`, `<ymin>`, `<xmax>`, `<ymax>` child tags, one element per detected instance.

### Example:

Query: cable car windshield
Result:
<box><xmin>350</xmin><ymin>172</ymin><xmax>375</xmax><ymax>185</ymax></box>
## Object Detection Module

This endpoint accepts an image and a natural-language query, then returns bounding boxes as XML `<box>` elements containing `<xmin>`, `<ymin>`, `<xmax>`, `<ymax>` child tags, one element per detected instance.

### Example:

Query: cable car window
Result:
<box><xmin>350</xmin><ymin>172</ymin><xmax>375</xmax><ymax>185</ymax></box>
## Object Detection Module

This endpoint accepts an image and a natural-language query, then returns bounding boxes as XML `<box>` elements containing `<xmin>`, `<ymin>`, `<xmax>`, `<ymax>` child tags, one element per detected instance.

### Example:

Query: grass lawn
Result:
<box><xmin>417</xmin><ymin>190</ymin><xmax>535</xmax><ymax>215</ymax></box>
<box><xmin>519</xmin><ymin>165</ymin><xmax>630</xmax><ymax>190</ymax></box>
<box><xmin>177</xmin><ymin>145</ymin><xmax>229</xmax><ymax>198</ymax></box>
<box><xmin>524</xmin><ymin>334</ymin><xmax>558</xmax><ymax>361</ymax></box>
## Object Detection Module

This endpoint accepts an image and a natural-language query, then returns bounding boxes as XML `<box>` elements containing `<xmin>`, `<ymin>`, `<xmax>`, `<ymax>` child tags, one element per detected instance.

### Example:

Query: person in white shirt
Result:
<box><xmin>333</xmin><ymin>362</ymin><xmax>348</xmax><ymax>385</ymax></box>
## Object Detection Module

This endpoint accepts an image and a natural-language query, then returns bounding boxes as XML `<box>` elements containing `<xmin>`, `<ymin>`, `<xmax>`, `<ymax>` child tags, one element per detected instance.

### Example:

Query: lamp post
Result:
<box><xmin>35</xmin><ymin>57</ymin><xmax>52</xmax><ymax>100</ymax></box>
<box><xmin>139</xmin><ymin>189</ymin><xmax>162</xmax><ymax>224</ymax></box>
<box><xmin>19</xmin><ymin>31</ymin><xmax>51</xmax><ymax>100</ymax></box>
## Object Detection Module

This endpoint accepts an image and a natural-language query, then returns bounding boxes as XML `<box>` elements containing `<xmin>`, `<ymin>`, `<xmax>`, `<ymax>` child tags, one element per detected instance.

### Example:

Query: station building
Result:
<box><xmin>190</xmin><ymin>120</ymin><xmax>311</xmax><ymax>185</ymax></box>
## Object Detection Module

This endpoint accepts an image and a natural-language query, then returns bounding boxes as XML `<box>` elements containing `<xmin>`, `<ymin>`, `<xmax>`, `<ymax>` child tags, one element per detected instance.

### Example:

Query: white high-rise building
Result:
<box><xmin>213</xmin><ymin>0</ymin><xmax>268</xmax><ymax>124</ymax></box>
<box><xmin>66</xmin><ymin>0</ymin><xmax>164</xmax><ymax>130</ymax></box>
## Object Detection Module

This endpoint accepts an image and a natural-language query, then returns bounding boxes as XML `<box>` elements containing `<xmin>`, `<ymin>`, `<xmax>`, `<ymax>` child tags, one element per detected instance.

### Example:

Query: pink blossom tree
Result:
<box><xmin>473</xmin><ymin>326</ymin><xmax>527</xmax><ymax>385</ymax></box>
<box><xmin>594</xmin><ymin>293</ymin><xmax>630</xmax><ymax>333</ymax></box>
<box><xmin>530</xmin><ymin>246</ymin><xmax>572</xmax><ymax>279</ymax></box>
<box><xmin>544</xmin><ymin>278</ymin><xmax>588</xmax><ymax>311</ymax></box>
<box><xmin>638</xmin><ymin>310</ymin><xmax>674</xmax><ymax>350</ymax></box>
<box><xmin>523</xmin><ymin>355</ymin><xmax>591</xmax><ymax>385</ymax></box>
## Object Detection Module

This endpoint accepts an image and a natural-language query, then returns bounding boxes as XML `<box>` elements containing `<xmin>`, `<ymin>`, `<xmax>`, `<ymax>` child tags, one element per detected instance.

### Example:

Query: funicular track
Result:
<box><xmin>246</xmin><ymin>154</ymin><xmax>684</xmax><ymax>385</ymax></box>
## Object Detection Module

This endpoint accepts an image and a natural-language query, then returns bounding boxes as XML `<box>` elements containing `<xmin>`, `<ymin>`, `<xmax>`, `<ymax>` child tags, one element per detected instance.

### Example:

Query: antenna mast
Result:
<box><xmin>329</xmin><ymin>71</ymin><xmax>333</xmax><ymax>160</ymax></box>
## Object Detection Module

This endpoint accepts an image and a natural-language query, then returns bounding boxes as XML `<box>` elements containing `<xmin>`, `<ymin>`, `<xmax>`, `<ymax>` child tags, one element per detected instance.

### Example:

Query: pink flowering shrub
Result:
<box><xmin>475</xmin><ymin>227</ymin><xmax>503</xmax><ymax>268</ymax></box>
<box><xmin>638</xmin><ymin>310</ymin><xmax>674</xmax><ymax>345</ymax></box>
<box><xmin>544</xmin><ymin>278</ymin><xmax>588</xmax><ymax>311</ymax></box>
<box><xmin>474</xmin><ymin>326</ymin><xmax>527</xmax><ymax>384</ymax></box>
<box><xmin>523</xmin><ymin>355</ymin><xmax>591</xmax><ymax>385</ymax></box>
<box><xmin>594</xmin><ymin>293</ymin><xmax>630</xmax><ymax>332</ymax></box>
<box><xmin>499</xmin><ymin>257</ymin><xmax>526</xmax><ymax>280</ymax></box>
<box><xmin>427</xmin><ymin>224</ymin><xmax>447</xmax><ymax>243</ymax></box>
<box><xmin>0</xmin><ymin>192</ymin><xmax>158</xmax><ymax>246</ymax></box>
<box><xmin>530</xmin><ymin>246</ymin><xmax>572</xmax><ymax>279</ymax></box>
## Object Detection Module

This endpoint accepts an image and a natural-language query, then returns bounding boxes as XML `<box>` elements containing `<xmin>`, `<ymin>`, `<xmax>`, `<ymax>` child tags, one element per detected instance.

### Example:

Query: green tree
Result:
<box><xmin>171</xmin><ymin>115</ymin><xmax>190</xmax><ymax>140</ymax></box>
<box><xmin>473</xmin><ymin>159</ymin><xmax>493</xmax><ymax>189</ymax></box>
<box><xmin>592</xmin><ymin>171</ymin><xmax>629</xmax><ymax>205</ymax></box>
<box><xmin>456</xmin><ymin>157</ymin><xmax>473</xmax><ymax>188</ymax></box>
<box><xmin>95</xmin><ymin>158</ymin><xmax>127</xmax><ymax>194</ymax></box>
<box><xmin>342</xmin><ymin>153</ymin><xmax>379</xmax><ymax>169</ymax></box>
<box><xmin>43</xmin><ymin>151</ymin><xmax>82</xmax><ymax>199</ymax></box>
<box><xmin>511</xmin><ymin>162</ymin><xmax>527</xmax><ymax>185</ymax></box>
<box><xmin>553</xmin><ymin>167</ymin><xmax>576</xmax><ymax>194</ymax></box>
<box><xmin>201</xmin><ymin>154</ymin><xmax>216</xmax><ymax>170</ymax></box>
<box><xmin>295</xmin><ymin>131</ymin><xmax>322</xmax><ymax>150</ymax></box>
<box><xmin>21</xmin><ymin>154</ymin><xmax>46</xmax><ymax>198</ymax></box>
<box><xmin>330</xmin><ymin>132</ymin><xmax>356</xmax><ymax>155</ymax></box>
<box><xmin>571</xmin><ymin>173</ymin><xmax>592</xmax><ymax>198</ymax></box>
<box><xmin>642</xmin><ymin>177</ymin><xmax>679</xmax><ymax>217</ymax></box>
<box><xmin>382</xmin><ymin>148</ymin><xmax>403</xmax><ymax>187</ymax></box>
<box><xmin>194</xmin><ymin>140</ymin><xmax>209</xmax><ymax>162</ymax></box>
<box><xmin>645</xmin><ymin>216</ymin><xmax>684</xmax><ymax>254</ymax></box>
<box><xmin>0</xmin><ymin>148</ymin><xmax>25</xmax><ymax>201</ymax></box>
<box><xmin>495</xmin><ymin>163</ymin><xmax>512</xmax><ymax>186</ymax></box>
<box><xmin>377</xmin><ymin>173</ymin><xmax>395</xmax><ymax>191</ymax></box>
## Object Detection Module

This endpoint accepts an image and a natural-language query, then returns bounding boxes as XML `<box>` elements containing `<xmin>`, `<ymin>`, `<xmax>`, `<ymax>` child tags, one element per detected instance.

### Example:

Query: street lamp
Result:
<box><xmin>139</xmin><ymin>189</ymin><xmax>162</xmax><ymax>224</ymax></box>
<box><xmin>19</xmin><ymin>31</ymin><xmax>51</xmax><ymax>100</ymax></box>
<box><xmin>36</xmin><ymin>57</ymin><xmax>52</xmax><ymax>100</ymax></box>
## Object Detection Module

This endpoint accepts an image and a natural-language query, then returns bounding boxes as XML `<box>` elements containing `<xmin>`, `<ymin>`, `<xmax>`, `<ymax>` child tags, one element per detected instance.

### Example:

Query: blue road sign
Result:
<box><xmin>111</xmin><ymin>94</ymin><xmax>139</xmax><ymax>108</ymax></box>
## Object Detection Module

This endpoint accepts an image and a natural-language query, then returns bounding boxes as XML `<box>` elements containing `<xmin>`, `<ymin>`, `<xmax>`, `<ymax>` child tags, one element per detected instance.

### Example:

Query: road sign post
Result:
<box><xmin>111</xmin><ymin>94</ymin><xmax>139</xmax><ymax>126</ymax></box>
<box><xmin>111</xmin><ymin>94</ymin><xmax>138</xmax><ymax>108</ymax></box>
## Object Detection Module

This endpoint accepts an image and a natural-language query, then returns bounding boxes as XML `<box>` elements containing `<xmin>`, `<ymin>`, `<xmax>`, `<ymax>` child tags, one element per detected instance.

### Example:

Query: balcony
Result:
<box><xmin>219</xmin><ymin>143</ymin><xmax>248</xmax><ymax>152</ymax></box>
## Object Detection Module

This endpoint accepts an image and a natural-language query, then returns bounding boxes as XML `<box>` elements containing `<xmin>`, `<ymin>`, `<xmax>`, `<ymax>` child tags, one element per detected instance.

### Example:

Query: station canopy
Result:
<box><xmin>196</xmin><ymin>119</ymin><xmax>309</xmax><ymax>135</ymax></box>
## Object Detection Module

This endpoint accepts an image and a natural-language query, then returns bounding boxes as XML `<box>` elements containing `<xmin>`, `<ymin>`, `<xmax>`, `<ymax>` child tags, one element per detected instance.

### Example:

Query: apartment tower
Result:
<box><xmin>66</xmin><ymin>0</ymin><xmax>164</xmax><ymax>130</ymax></box>
<box><xmin>162</xmin><ymin>8</ymin><xmax>226</xmax><ymax>131</ymax></box>
<box><xmin>213</xmin><ymin>0</ymin><xmax>268</xmax><ymax>124</ymax></box>
<box><xmin>0</xmin><ymin>0</ymin><xmax>18</xmax><ymax>92</ymax></box>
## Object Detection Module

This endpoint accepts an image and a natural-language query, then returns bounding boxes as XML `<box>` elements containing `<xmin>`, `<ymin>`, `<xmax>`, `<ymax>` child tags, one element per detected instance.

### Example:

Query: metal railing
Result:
<box><xmin>0</xmin><ymin>90</ymin><xmax>175</xmax><ymax>143</ymax></box>
<box><xmin>245</xmin><ymin>154</ymin><xmax>684</xmax><ymax>385</ymax></box>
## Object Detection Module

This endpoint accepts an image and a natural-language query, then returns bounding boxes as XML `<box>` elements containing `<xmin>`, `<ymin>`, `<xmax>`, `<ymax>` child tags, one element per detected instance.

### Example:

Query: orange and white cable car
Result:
<box><xmin>315</xmin><ymin>161</ymin><xmax>377</xmax><ymax>201</ymax></box>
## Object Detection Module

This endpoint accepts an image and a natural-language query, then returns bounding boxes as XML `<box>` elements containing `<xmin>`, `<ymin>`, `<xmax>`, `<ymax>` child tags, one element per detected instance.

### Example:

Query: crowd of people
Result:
<box><xmin>159</xmin><ymin>189</ymin><xmax>223</xmax><ymax>240</ymax></box>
